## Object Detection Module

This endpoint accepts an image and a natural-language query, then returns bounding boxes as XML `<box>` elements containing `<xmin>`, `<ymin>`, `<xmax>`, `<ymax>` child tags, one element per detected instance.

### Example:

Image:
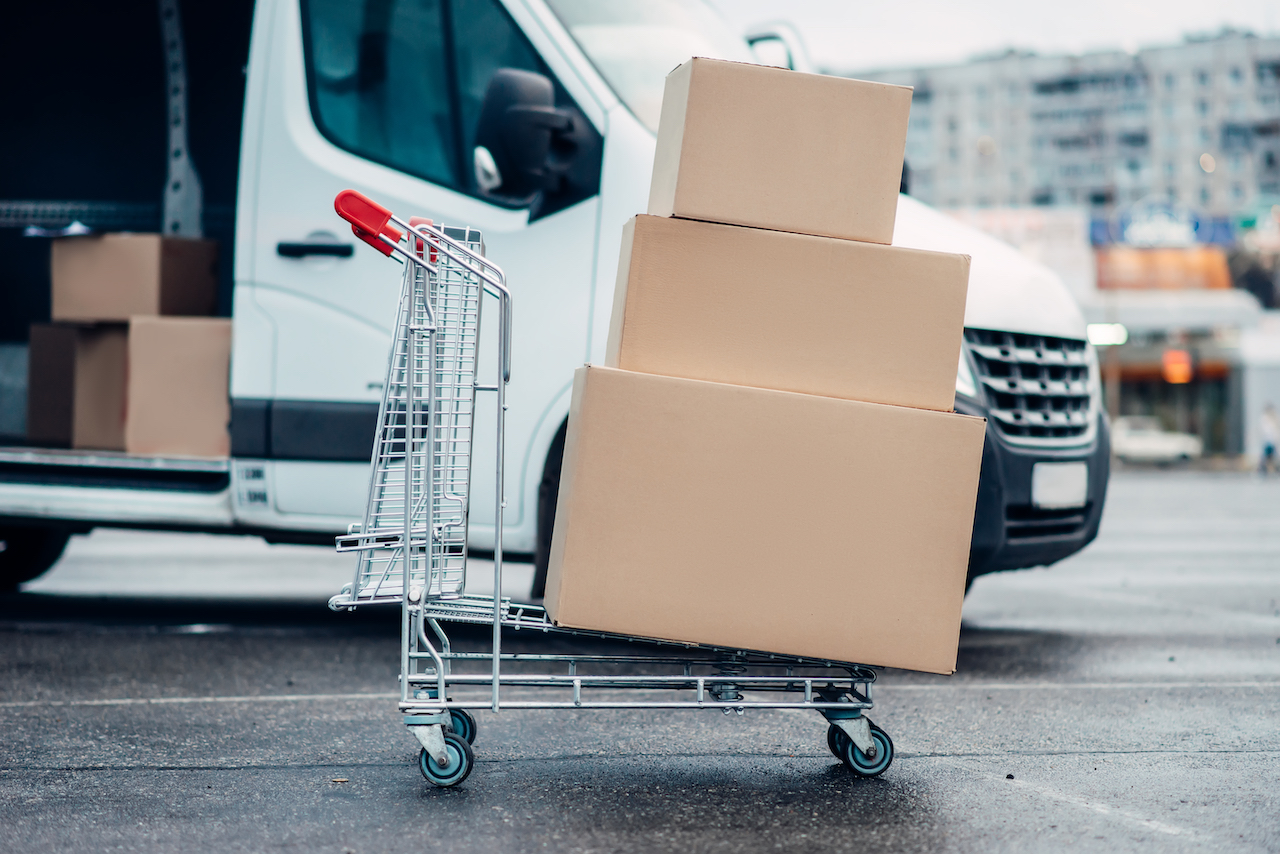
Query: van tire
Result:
<box><xmin>530</xmin><ymin>422</ymin><xmax>567</xmax><ymax>600</ymax></box>
<box><xmin>0</xmin><ymin>526</ymin><xmax>72</xmax><ymax>591</ymax></box>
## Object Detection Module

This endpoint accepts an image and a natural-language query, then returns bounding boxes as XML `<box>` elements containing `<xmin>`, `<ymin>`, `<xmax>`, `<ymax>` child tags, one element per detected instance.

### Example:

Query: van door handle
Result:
<box><xmin>276</xmin><ymin>241</ymin><xmax>355</xmax><ymax>258</ymax></box>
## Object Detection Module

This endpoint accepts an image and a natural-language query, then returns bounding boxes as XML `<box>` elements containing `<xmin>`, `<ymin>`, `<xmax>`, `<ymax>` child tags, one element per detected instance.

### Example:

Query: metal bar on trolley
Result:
<box><xmin>399</xmin><ymin>700</ymin><xmax>868</xmax><ymax>711</ymax></box>
<box><xmin>490</xmin><ymin>282</ymin><xmax>509</xmax><ymax>712</ymax></box>
<box><xmin>414</xmin><ymin>650</ymin><xmax>870</xmax><ymax>670</ymax></box>
<box><xmin>401</xmin><ymin>260</ymin><xmax>418</xmax><ymax>707</ymax></box>
<box><xmin>397</xmin><ymin>673</ymin><xmax>862</xmax><ymax>687</ymax></box>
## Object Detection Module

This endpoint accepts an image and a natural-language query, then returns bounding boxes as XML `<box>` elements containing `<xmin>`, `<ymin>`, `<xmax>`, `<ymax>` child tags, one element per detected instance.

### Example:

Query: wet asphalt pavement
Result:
<box><xmin>2</xmin><ymin>470</ymin><xmax>1279</xmax><ymax>853</ymax></box>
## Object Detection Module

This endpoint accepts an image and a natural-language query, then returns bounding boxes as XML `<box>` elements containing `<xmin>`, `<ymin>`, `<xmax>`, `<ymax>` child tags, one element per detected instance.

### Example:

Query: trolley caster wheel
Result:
<box><xmin>839</xmin><ymin>724</ymin><xmax>894</xmax><ymax>778</ymax></box>
<box><xmin>826</xmin><ymin>723</ymin><xmax>850</xmax><ymax>758</ymax></box>
<box><xmin>419</xmin><ymin>732</ymin><xmax>474</xmax><ymax>787</ymax></box>
<box><xmin>447</xmin><ymin>708</ymin><xmax>477</xmax><ymax>745</ymax></box>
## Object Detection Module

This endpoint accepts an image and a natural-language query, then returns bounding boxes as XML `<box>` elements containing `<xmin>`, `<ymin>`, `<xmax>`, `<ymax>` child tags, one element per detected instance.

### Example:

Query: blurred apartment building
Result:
<box><xmin>853</xmin><ymin>30</ymin><xmax>1280</xmax><ymax>459</ymax></box>
<box><xmin>856</xmin><ymin>29</ymin><xmax>1280</xmax><ymax>218</ymax></box>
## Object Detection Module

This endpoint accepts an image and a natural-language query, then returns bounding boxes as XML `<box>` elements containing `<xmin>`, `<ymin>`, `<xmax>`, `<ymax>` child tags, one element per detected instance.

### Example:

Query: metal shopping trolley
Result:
<box><xmin>327</xmin><ymin>190</ymin><xmax>895</xmax><ymax>787</ymax></box>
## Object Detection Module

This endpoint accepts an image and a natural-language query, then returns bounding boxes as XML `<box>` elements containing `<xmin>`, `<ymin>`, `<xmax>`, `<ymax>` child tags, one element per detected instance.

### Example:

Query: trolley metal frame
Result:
<box><xmin>328</xmin><ymin>191</ymin><xmax>893</xmax><ymax>786</ymax></box>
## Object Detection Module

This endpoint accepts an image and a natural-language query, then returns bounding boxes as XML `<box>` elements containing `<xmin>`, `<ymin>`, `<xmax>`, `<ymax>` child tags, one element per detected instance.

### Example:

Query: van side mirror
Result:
<box><xmin>745</xmin><ymin>35</ymin><xmax>792</xmax><ymax>70</ymax></box>
<box><xmin>474</xmin><ymin>69</ymin><xmax>580</xmax><ymax>205</ymax></box>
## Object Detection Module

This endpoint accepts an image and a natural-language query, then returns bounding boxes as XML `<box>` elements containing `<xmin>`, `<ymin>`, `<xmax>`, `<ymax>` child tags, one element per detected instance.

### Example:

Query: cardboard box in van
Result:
<box><xmin>27</xmin><ymin>323</ymin><xmax>128</xmax><ymax>450</ymax></box>
<box><xmin>648</xmin><ymin>58</ymin><xmax>912</xmax><ymax>245</ymax></box>
<box><xmin>52</xmin><ymin>234</ymin><xmax>218</xmax><ymax>323</ymax></box>
<box><xmin>544</xmin><ymin>365</ymin><xmax>986</xmax><ymax>674</ymax></box>
<box><xmin>124</xmin><ymin>317</ymin><xmax>231</xmax><ymax>457</ymax></box>
<box><xmin>607</xmin><ymin>215</ymin><xmax>970</xmax><ymax>412</ymax></box>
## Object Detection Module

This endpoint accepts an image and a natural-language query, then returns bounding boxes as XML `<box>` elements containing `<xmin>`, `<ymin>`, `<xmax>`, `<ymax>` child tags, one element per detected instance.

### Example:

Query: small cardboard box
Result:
<box><xmin>125</xmin><ymin>317</ymin><xmax>231</xmax><ymax>457</ymax></box>
<box><xmin>607</xmin><ymin>215</ymin><xmax>970</xmax><ymax>412</ymax></box>
<box><xmin>27</xmin><ymin>323</ymin><xmax>128</xmax><ymax>450</ymax></box>
<box><xmin>648</xmin><ymin>58</ymin><xmax>912</xmax><ymax>244</ymax></box>
<box><xmin>545</xmin><ymin>365</ymin><xmax>986</xmax><ymax>675</ymax></box>
<box><xmin>52</xmin><ymin>234</ymin><xmax>218</xmax><ymax>322</ymax></box>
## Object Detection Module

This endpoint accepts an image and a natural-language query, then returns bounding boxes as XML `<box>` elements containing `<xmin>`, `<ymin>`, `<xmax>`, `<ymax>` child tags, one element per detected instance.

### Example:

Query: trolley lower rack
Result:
<box><xmin>398</xmin><ymin>595</ymin><xmax>893</xmax><ymax>787</ymax></box>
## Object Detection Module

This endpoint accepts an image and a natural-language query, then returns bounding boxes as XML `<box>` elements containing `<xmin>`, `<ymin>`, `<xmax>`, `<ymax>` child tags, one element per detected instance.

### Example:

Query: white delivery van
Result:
<box><xmin>0</xmin><ymin>0</ymin><xmax>1108</xmax><ymax>593</ymax></box>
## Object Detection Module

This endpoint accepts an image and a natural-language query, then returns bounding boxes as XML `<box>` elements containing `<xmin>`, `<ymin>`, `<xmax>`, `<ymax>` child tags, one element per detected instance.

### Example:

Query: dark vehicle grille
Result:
<box><xmin>1005</xmin><ymin>503</ymin><xmax>1092</xmax><ymax>540</ymax></box>
<box><xmin>965</xmin><ymin>328</ymin><xmax>1094</xmax><ymax>443</ymax></box>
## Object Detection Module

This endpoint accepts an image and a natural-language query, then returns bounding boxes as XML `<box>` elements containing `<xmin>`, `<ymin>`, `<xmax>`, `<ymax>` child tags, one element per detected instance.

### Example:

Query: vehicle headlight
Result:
<box><xmin>956</xmin><ymin>349</ymin><xmax>978</xmax><ymax>400</ymax></box>
<box><xmin>1085</xmin><ymin>343</ymin><xmax>1103</xmax><ymax>416</ymax></box>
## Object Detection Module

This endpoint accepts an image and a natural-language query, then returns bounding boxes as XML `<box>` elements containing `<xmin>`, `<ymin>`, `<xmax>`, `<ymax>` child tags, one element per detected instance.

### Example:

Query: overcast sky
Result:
<box><xmin>706</xmin><ymin>0</ymin><xmax>1280</xmax><ymax>73</ymax></box>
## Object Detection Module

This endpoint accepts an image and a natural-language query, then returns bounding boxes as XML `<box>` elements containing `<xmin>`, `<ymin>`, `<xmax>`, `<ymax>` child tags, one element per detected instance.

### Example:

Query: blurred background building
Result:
<box><xmin>858</xmin><ymin>29</ymin><xmax>1280</xmax><ymax>219</ymax></box>
<box><xmin>853</xmin><ymin>30</ymin><xmax>1280</xmax><ymax>460</ymax></box>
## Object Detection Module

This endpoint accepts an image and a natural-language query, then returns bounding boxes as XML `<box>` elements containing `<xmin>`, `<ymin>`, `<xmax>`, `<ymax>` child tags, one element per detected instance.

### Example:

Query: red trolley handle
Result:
<box><xmin>334</xmin><ymin>189</ymin><xmax>404</xmax><ymax>256</ymax></box>
<box><xmin>408</xmin><ymin>216</ymin><xmax>437</xmax><ymax>263</ymax></box>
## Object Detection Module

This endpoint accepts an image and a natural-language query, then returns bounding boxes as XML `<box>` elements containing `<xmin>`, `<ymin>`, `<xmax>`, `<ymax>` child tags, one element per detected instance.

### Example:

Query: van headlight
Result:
<box><xmin>956</xmin><ymin>349</ymin><xmax>979</xmax><ymax>400</ymax></box>
<box><xmin>1085</xmin><ymin>343</ymin><xmax>1103</xmax><ymax>417</ymax></box>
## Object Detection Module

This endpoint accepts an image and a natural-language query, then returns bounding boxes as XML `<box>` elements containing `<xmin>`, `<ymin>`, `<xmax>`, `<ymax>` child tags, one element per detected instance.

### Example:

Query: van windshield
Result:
<box><xmin>544</xmin><ymin>0</ymin><xmax>755</xmax><ymax>133</ymax></box>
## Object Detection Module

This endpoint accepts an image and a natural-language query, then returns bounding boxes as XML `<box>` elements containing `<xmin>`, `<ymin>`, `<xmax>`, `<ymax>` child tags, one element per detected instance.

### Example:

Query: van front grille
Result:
<box><xmin>1005</xmin><ymin>503</ymin><xmax>1092</xmax><ymax>540</ymax></box>
<box><xmin>965</xmin><ymin>328</ymin><xmax>1094</xmax><ymax>444</ymax></box>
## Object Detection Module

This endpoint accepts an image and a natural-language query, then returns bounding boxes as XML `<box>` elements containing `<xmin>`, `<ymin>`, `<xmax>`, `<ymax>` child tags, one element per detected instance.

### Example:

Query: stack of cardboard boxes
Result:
<box><xmin>27</xmin><ymin>234</ymin><xmax>232</xmax><ymax>457</ymax></box>
<box><xmin>544</xmin><ymin>59</ymin><xmax>987</xmax><ymax>675</ymax></box>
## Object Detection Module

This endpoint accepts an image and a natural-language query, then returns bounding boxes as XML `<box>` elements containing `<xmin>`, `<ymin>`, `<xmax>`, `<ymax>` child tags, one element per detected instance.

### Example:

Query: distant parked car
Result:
<box><xmin>1111</xmin><ymin>417</ymin><xmax>1203</xmax><ymax>464</ymax></box>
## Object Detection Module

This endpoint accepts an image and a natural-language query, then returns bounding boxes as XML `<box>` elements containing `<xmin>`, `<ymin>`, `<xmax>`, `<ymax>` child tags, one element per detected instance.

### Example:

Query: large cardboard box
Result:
<box><xmin>648</xmin><ymin>58</ymin><xmax>912</xmax><ymax>244</ymax></box>
<box><xmin>27</xmin><ymin>323</ymin><xmax>128</xmax><ymax>450</ymax></box>
<box><xmin>545</xmin><ymin>365</ymin><xmax>986</xmax><ymax>674</ymax></box>
<box><xmin>125</xmin><ymin>317</ymin><xmax>231</xmax><ymax>457</ymax></box>
<box><xmin>607</xmin><ymin>215</ymin><xmax>970</xmax><ymax>412</ymax></box>
<box><xmin>52</xmin><ymin>234</ymin><xmax>218</xmax><ymax>322</ymax></box>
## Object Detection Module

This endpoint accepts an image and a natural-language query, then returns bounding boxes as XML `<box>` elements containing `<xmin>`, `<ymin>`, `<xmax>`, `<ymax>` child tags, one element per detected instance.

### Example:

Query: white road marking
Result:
<box><xmin>0</xmin><ymin>692</ymin><xmax>396</xmax><ymax>709</ymax></box>
<box><xmin>2</xmin><ymin>681</ymin><xmax>1277</xmax><ymax>710</ymax></box>
<box><xmin>886</xmin><ymin>680</ymin><xmax>1279</xmax><ymax>691</ymax></box>
<box><xmin>943</xmin><ymin>760</ymin><xmax>1201</xmax><ymax>839</ymax></box>
<box><xmin>1039</xmin><ymin>587</ymin><xmax>1280</xmax><ymax>630</ymax></box>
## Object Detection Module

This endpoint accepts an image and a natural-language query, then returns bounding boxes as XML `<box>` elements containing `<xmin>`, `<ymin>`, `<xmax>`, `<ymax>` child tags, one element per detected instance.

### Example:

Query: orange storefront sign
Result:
<box><xmin>1161</xmin><ymin>349</ymin><xmax>1193</xmax><ymax>384</ymax></box>
<box><xmin>1095</xmin><ymin>246</ymin><xmax>1231</xmax><ymax>290</ymax></box>
<box><xmin>1115</xmin><ymin>361</ymin><xmax>1229</xmax><ymax>383</ymax></box>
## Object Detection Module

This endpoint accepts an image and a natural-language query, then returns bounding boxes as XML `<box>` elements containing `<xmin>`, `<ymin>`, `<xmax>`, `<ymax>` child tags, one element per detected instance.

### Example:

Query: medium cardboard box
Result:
<box><xmin>648</xmin><ymin>58</ymin><xmax>912</xmax><ymax>244</ymax></box>
<box><xmin>125</xmin><ymin>317</ymin><xmax>231</xmax><ymax>457</ymax></box>
<box><xmin>27</xmin><ymin>323</ymin><xmax>128</xmax><ymax>450</ymax></box>
<box><xmin>52</xmin><ymin>234</ymin><xmax>218</xmax><ymax>322</ymax></box>
<box><xmin>545</xmin><ymin>365</ymin><xmax>986</xmax><ymax>675</ymax></box>
<box><xmin>607</xmin><ymin>215</ymin><xmax>970</xmax><ymax>412</ymax></box>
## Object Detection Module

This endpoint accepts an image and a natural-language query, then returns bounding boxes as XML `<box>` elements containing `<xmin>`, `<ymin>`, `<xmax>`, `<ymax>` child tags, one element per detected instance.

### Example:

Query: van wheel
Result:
<box><xmin>0</xmin><ymin>526</ymin><xmax>72</xmax><ymax>591</ymax></box>
<box><xmin>530</xmin><ymin>423</ymin><xmax>567</xmax><ymax>600</ymax></box>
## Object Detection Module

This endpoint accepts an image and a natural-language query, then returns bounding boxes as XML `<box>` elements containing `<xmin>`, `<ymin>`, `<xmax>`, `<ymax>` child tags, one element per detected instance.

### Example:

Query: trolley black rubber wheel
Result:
<box><xmin>839</xmin><ymin>723</ymin><xmax>894</xmax><ymax>778</ymax></box>
<box><xmin>448</xmin><ymin>709</ymin><xmax>477</xmax><ymax>745</ymax></box>
<box><xmin>826</xmin><ymin>723</ymin><xmax>850</xmax><ymax>758</ymax></box>
<box><xmin>419</xmin><ymin>732</ymin><xmax>474</xmax><ymax>787</ymax></box>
